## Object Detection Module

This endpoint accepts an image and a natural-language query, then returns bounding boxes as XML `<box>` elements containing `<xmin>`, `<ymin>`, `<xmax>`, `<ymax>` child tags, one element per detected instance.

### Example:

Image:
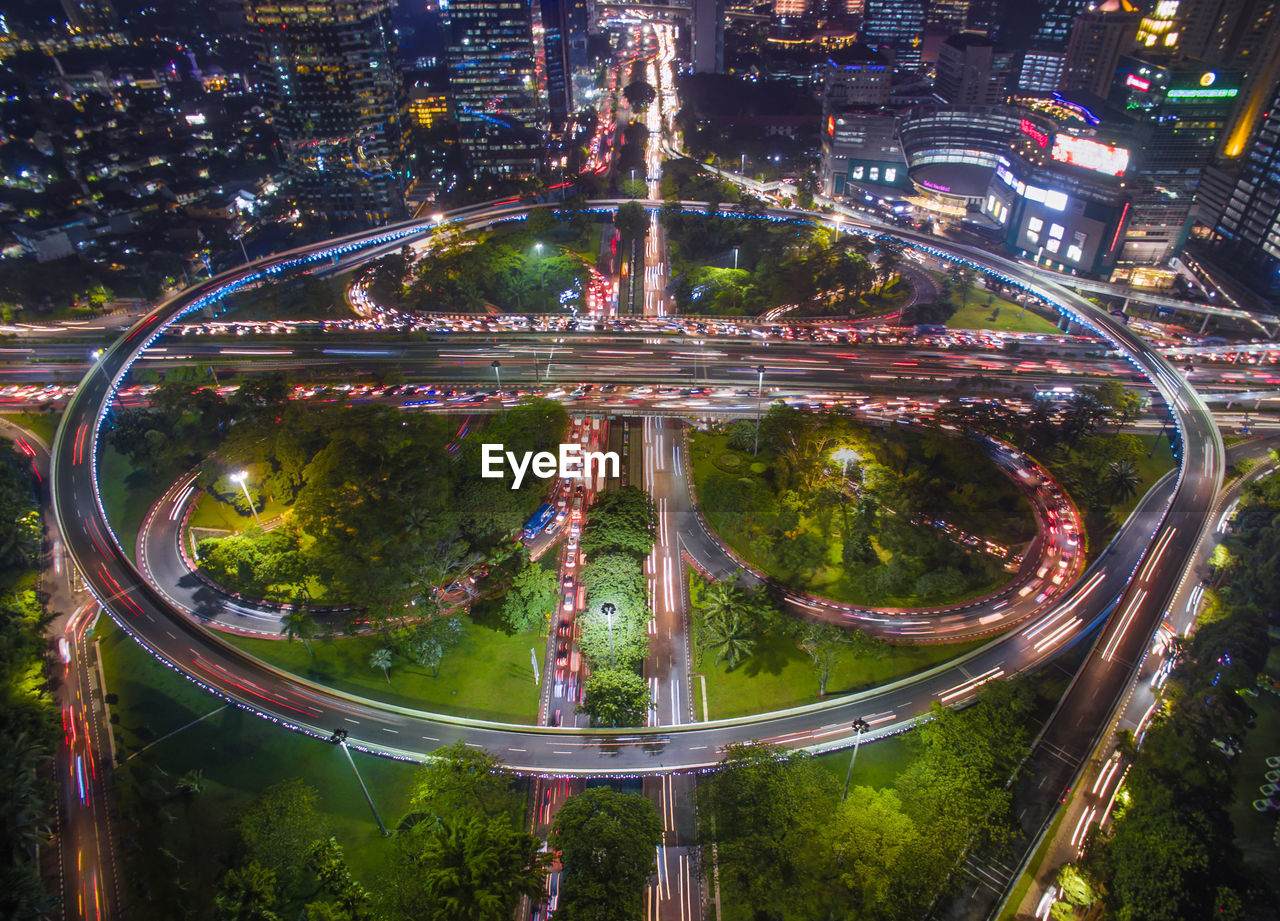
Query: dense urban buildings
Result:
<box><xmin>244</xmin><ymin>0</ymin><xmax>410</xmax><ymax>225</ymax></box>
<box><xmin>1059</xmin><ymin>0</ymin><xmax>1141</xmax><ymax>98</ymax></box>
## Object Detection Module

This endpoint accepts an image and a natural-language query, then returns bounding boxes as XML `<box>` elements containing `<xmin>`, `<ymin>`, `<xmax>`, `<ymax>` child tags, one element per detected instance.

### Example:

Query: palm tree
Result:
<box><xmin>699</xmin><ymin>608</ymin><xmax>758</xmax><ymax>671</ymax></box>
<box><xmin>369</xmin><ymin>647</ymin><xmax>393</xmax><ymax>684</ymax></box>
<box><xmin>416</xmin><ymin>816</ymin><xmax>548</xmax><ymax>921</ymax></box>
<box><xmin>1102</xmin><ymin>459</ymin><xmax>1141</xmax><ymax>506</ymax></box>
<box><xmin>697</xmin><ymin>578</ymin><xmax>741</xmax><ymax>626</ymax></box>
<box><xmin>280</xmin><ymin>609</ymin><xmax>319</xmax><ymax>658</ymax></box>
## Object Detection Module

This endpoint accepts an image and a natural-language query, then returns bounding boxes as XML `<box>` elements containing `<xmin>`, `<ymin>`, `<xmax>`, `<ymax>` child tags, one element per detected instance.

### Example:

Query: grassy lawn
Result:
<box><xmin>0</xmin><ymin>410</ymin><xmax>61</xmax><ymax>444</ymax></box>
<box><xmin>98</xmin><ymin>446</ymin><xmax>180</xmax><ymax>562</ymax></box>
<box><xmin>690</xmin><ymin>569</ymin><xmax>989</xmax><ymax>719</ymax></box>
<box><xmin>948</xmin><ymin>295</ymin><xmax>1062</xmax><ymax>335</ymax></box>
<box><xmin>689</xmin><ymin>425</ymin><xmax>1033</xmax><ymax>608</ymax></box>
<box><xmin>1116</xmin><ymin>432</ymin><xmax>1177</xmax><ymax>520</ymax></box>
<box><xmin>97</xmin><ymin>617</ymin><xmax>419</xmax><ymax>900</ymax></box>
<box><xmin>219</xmin><ymin>620</ymin><xmax>543</xmax><ymax>724</ymax></box>
<box><xmin>1227</xmin><ymin>644</ymin><xmax>1280</xmax><ymax>902</ymax></box>
<box><xmin>189</xmin><ymin>488</ymin><xmax>292</xmax><ymax>532</ymax></box>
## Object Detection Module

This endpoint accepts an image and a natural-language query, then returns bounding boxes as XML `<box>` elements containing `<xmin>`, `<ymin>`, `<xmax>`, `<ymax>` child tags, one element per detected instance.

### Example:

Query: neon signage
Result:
<box><xmin>1019</xmin><ymin>118</ymin><xmax>1050</xmax><ymax>148</ymax></box>
<box><xmin>1125</xmin><ymin>74</ymin><xmax>1151</xmax><ymax>91</ymax></box>
<box><xmin>1050</xmin><ymin>135</ymin><xmax>1130</xmax><ymax>177</ymax></box>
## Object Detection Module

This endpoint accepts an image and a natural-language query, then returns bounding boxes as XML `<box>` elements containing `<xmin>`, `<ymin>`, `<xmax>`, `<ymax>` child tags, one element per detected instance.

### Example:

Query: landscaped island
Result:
<box><xmin>690</xmin><ymin>404</ymin><xmax>1037</xmax><ymax>608</ymax></box>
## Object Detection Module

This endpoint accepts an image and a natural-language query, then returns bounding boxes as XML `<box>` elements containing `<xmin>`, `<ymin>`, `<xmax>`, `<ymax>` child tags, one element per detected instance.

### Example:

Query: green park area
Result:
<box><xmin>362</xmin><ymin>207</ymin><xmax>603</xmax><ymax>315</ymax></box>
<box><xmin>98</xmin><ymin>617</ymin><xmax>417</xmax><ymax>905</ymax></box>
<box><xmin>98</xmin><ymin>616</ymin><xmax>547</xmax><ymax>921</ymax></box>
<box><xmin>689</xmin><ymin>569</ymin><xmax>989</xmax><ymax>718</ymax></box>
<box><xmin>947</xmin><ymin>290</ymin><xmax>1062</xmax><ymax>335</ymax></box>
<box><xmin>661</xmin><ymin>208</ymin><xmax>913</xmax><ymax>318</ymax></box>
<box><xmin>690</xmin><ymin>405</ymin><xmax>1036</xmax><ymax>608</ymax></box>
<box><xmin>218</xmin><ymin>615</ymin><xmax>542</xmax><ymax>724</ymax></box>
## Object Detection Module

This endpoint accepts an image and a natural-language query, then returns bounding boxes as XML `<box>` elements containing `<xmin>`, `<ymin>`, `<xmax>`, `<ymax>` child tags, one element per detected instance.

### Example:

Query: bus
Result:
<box><xmin>523</xmin><ymin>503</ymin><xmax>555</xmax><ymax>542</ymax></box>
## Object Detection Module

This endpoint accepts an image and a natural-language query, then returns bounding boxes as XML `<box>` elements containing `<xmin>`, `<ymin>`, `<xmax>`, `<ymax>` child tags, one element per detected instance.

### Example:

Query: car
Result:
<box><xmin>550</xmin><ymin>709</ymin><xmax>562</xmax><ymax>727</ymax></box>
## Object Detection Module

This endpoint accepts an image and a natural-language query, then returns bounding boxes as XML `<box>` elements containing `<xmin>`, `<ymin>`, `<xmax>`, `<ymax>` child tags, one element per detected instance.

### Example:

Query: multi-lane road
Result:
<box><xmin>44</xmin><ymin>199</ymin><xmax>1223</xmax><ymax>783</ymax></box>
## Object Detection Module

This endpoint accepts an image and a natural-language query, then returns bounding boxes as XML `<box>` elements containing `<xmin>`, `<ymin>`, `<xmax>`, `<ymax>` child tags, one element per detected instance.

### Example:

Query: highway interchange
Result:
<box><xmin>44</xmin><ymin>197</ymin><xmax>1226</xmax><ymax>783</ymax></box>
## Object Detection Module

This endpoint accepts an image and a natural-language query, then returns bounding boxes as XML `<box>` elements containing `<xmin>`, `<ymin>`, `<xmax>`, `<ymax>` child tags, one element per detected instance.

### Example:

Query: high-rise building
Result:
<box><xmin>862</xmin><ymin>0</ymin><xmax>925</xmax><ymax>71</ymax></box>
<box><xmin>1212</xmin><ymin>79</ymin><xmax>1280</xmax><ymax>296</ymax></box>
<box><xmin>935</xmin><ymin>33</ymin><xmax>1015</xmax><ymax>105</ymax></box>
<box><xmin>1033</xmin><ymin>0</ymin><xmax>1092</xmax><ymax>47</ymax></box>
<box><xmin>1060</xmin><ymin>0</ymin><xmax>1141</xmax><ymax>99</ymax></box>
<box><xmin>1109</xmin><ymin>53</ymin><xmax>1243</xmax><ymax>262</ymax></box>
<box><xmin>927</xmin><ymin>0</ymin><xmax>970</xmax><ymax>34</ymax></box>
<box><xmin>61</xmin><ymin>0</ymin><xmax>118</xmax><ymax>32</ymax></box>
<box><xmin>821</xmin><ymin>50</ymin><xmax>893</xmax><ymax>113</ymax></box>
<box><xmin>541</xmin><ymin>0</ymin><xmax>573</xmax><ymax>126</ymax></box>
<box><xmin>443</xmin><ymin>0</ymin><xmax>542</xmax><ymax>175</ymax></box>
<box><xmin>245</xmin><ymin>0</ymin><xmax>409</xmax><ymax>224</ymax></box>
<box><xmin>1017</xmin><ymin>49</ymin><xmax>1067</xmax><ymax>92</ymax></box>
<box><xmin>693</xmin><ymin>0</ymin><xmax>725</xmax><ymax>72</ymax></box>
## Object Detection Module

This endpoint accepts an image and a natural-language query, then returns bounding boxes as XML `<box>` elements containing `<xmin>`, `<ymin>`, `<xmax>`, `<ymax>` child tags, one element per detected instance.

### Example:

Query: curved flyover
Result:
<box><xmin>50</xmin><ymin>199</ymin><xmax>1222</xmax><ymax>774</ymax></box>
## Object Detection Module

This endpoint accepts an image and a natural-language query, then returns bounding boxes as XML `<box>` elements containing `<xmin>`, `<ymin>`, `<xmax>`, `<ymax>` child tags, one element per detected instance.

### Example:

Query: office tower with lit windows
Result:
<box><xmin>1033</xmin><ymin>0</ymin><xmax>1092</xmax><ymax>47</ymax></box>
<box><xmin>244</xmin><ymin>0</ymin><xmax>409</xmax><ymax>224</ymax></box>
<box><xmin>1108</xmin><ymin>53</ymin><xmax>1243</xmax><ymax>263</ymax></box>
<box><xmin>862</xmin><ymin>0</ymin><xmax>925</xmax><ymax>71</ymax></box>
<box><xmin>1060</xmin><ymin>0</ymin><xmax>1141</xmax><ymax>98</ymax></box>
<box><xmin>1212</xmin><ymin>80</ymin><xmax>1280</xmax><ymax>296</ymax></box>
<box><xmin>60</xmin><ymin>0</ymin><xmax>118</xmax><ymax>32</ymax></box>
<box><xmin>444</xmin><ymin>0</ymin><xmax>543</xmax><ymax>175</ymax></box>
<box><xmin>927</xmin><ymin>0</ymin><xmax>970</xmax><ymax>34</ymax></box>
<box><xmin>935</xmin><ymin>33</ymin><xmax>1015</xmax><ymax>105</ymax></box>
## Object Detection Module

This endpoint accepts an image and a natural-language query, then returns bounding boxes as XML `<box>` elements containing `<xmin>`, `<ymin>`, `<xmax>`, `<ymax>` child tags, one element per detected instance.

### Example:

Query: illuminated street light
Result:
<box><xmin>842</xmin><ymin>717</ymin><xmax>872</xmax><ymax>801</ymax></box>
<box><xmin>832</xmin><ymin>447</ymin><xmax>859</xmax><ymax>484</ymax></box>
<box><xmin>230</xmin><ymin>470</ymin><xmax>263</xmax><ymax>529</ymax></box>
<box><xmin>330</xmin><ymin>729</ymin><xmax>389</xmax><ymax>836</ymax></box>
<box><xmin>603</xmin><ymin>602</ymin><xmax>616</xmax><ymax>669</ymax></box>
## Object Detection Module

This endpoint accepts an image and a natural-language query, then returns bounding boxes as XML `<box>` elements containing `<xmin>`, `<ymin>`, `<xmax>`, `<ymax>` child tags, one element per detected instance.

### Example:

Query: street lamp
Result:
<box><xmin>230</xmin><ymin>470</ymin><xmax>263</xmax><ymax>529</ymax></box>
<box><xmin>753</xmin><ymin>365</ymin><xmax>766</xmax><ymax>456</ymax></box>
<box><xmin>491</xmin><ymin>360</ymin><xmax>502</xmax><ymax>392</ymax></box>
<box><xmin>841</xmin><ymin>717</ymin><xmax>871</xmax><ymax>801</ymax></box>
<box><xmin>831</xmin><ymin>447</ymin><xmax>859</xmax><ymax>487</ymax></box>
<box><xmin>534</xmin><ymin>242</ymin><xmax>544</xmax><ymax>290</ymax></box>
<box><xmin>602</xmin><ymin>602</ymin><xmax>616</xmax><ymax>669</ymax></box>
<box><xmin>732</xmin><ymin>247</ymin><xmax>739</xmax><ymax>271</ymax></box>
<box><xmin>330</xmin><ymin>730</ymin><xmax>389</xmax><ymax>836</ymax></box>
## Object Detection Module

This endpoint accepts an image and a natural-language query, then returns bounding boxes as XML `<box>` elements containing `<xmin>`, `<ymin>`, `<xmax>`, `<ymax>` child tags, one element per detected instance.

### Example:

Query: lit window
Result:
<box><xmin>1049</xmin><ymin>223</ymin><xmax>1064</xmax><ymax>239</ymax></box>
<box><xmin>852</xmin><ymin>166</ymin><xmax>864</xmax><ymax>179</ymax></box>
<box><xmin>870</xmin><ymin>167</ymin><xmax>879</xmax><ymax>180</ymax></box>
<box><xmin>1028</xmin><ymin>217</ymin><xmax>1043</xmax><ymax>232</ymax></box>
<box><xmin>1066</xmin><ymin>245</ymin><xmax>1084</xmax><ymax>262</ymax></box>
<box><xmin>1046</xmin><ymin>238</ymin><xmax>1061</xmax><ymax>253</ymax></box>
<box><xmin>1027</xmin><ymin>230</ymin><xmax>1039</xmax><ymax>244</ymax></box>
<box><xmin>884</xmin><ymin>168</ymin><xmax>896</xmax><ymax>182</ymax></box>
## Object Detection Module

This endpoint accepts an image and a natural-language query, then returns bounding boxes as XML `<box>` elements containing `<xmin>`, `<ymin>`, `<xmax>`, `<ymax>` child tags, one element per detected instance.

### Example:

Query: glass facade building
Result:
<box><xmin>245</xmin><ymin>0</ymin><xmax>409</xmax><ymax>224</ymax></box>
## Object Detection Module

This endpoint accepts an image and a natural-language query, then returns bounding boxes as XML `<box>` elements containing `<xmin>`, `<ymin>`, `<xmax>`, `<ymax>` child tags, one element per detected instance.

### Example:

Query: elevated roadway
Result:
<box><xmin>50</xmin><ymin>200</ymin><xmax>1222</xmax><ymax>775</ymax></box>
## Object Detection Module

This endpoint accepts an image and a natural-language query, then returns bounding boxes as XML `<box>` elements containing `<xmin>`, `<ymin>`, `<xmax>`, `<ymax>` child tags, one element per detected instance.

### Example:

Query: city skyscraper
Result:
<box><xmin>1060</xmin><ymin>0</ymin><xmax>1141</xmax><ymax>98</ymax></box>
<box><xmin>1110</xmin><ymin>53</ymin><xmax>1243</xmax><ymax>263</ymax></box>
<box><xmin>862</xmin><ymin>0</ymin><xmax>925</xmax><ymax>71</ymax></box>
<box><xmin>1212</xmin><ymin>79</ymin><xmax>1280</xmax><ymax>295</ymax></box>
<box><xmin>244</xmin><ymin>0</ymin><xmax>409</xmax><ymax>224</ymax></box>
<box><xmin>935</xmin><ymin>33</ymin><xmax>1015</xmax><ymax>105</ymax></box>
<box><xmin>443</xmin><ymin>0</ymin><xmax>543</xmax><ymax>175</ymax></box>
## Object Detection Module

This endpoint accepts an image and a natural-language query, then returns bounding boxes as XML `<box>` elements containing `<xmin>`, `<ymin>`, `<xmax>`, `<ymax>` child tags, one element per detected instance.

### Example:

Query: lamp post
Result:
<box><xmin>733</xmin><ymin>246</ymin><xmax>739</xmax><ymax>271</ymax></box>
<box><xmin>753</xmin><ymin>365</ymin><xmax>766</xmax><ymax>456</ymax></box>
<box><xmin>841</xmin><ymin>717</ymin><xmax>871</xmax><ymax>802</ymax></box>
<box><xmin>534</xmin><ymin>242</ymin><xmax>544</xmax><ymax>290</ymax></box>
<box><xmin>230</xmin><ymin>470</ymin><xmax>263</xmax><ymax>529</ymax></box>
<box><xmin>330</xmin><ymin>730</ymin><xmax>389</xmax><ymax>836</ymax></box>
<box><xmin>492</xmin><ymin>360</ymin><xmax>502</xmax><ymax>392</ymax></box>
<box><xmin>237</xmin><ymin>232</ymin><xmax>250</xmax><ymax>266</ymax></box>
<box><xmin>832</xmin><ymin>447</ymin><xmax>859</xmax><ymax>488</ymax></box>
<box><xmin>602</xmin><ymin>602</ymin><xmax>616</xmax><ymax>669</ymax></box>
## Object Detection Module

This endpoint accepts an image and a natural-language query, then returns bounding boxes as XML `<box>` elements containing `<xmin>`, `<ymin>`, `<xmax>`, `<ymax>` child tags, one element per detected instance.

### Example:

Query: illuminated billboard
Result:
<box><xmin>1050</xmin><ymin>135</ymin><xmax>1130</xmax><ymax>177</ymax></box>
